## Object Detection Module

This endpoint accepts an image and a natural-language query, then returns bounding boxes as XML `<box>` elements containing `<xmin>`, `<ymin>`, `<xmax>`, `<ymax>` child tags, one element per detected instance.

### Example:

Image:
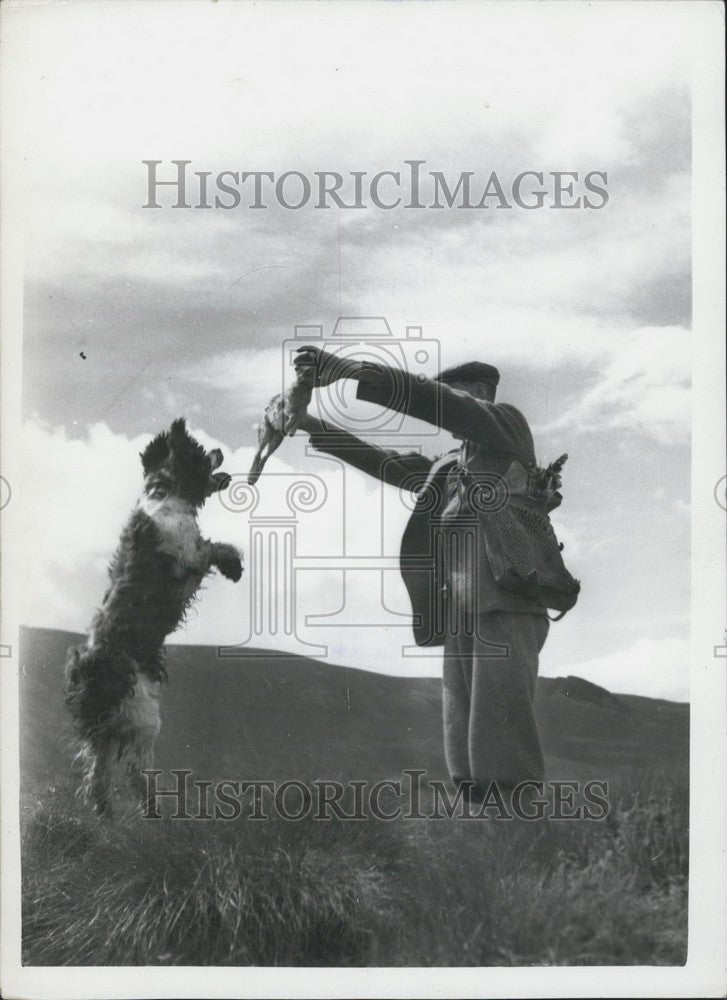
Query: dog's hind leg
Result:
<box><xmin>85</xmin><ymin>739</ymin><xmax>116</xmax><ymax>818</ymax></box>
<box><xmin>123</xmin><ymin>675</ymin><xmax>162</xmax><ymax>815</ymax></box>
<box><xmin>128</xmin><ymin>739</ymin><xmax>156</xmax><ymax>817</ymax></box>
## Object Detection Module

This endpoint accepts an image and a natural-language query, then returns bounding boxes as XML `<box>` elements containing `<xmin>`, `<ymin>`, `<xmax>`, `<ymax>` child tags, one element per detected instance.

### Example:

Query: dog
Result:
<box><xmin>64</xmin><ymin>418</ymin><xmax>243</xmax><ymax>817</ymax></box>
<box><xmin>247</xmin><ymin>366</ymin><xmax>315</xmax><ymax>485</ymax></box>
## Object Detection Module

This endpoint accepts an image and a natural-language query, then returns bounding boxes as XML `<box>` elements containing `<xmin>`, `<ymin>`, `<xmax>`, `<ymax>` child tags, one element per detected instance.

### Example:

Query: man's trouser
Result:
<box><xmin>442</xmin><ymin>611</ymin><xmax>549</xmax><ymax>789</ymax></box>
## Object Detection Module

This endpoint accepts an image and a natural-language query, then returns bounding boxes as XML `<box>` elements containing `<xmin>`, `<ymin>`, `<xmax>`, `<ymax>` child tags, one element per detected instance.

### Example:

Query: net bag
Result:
<box><xmin>482</xmin><ymin>503</ymin><xmax>580</xmax><ymax>616</ymax></box>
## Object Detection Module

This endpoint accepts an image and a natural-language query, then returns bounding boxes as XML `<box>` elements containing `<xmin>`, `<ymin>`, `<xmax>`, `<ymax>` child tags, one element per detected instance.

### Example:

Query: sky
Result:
<box><xmin>9</xmin><ymin>1</ymin><xmax>694</xmax><ymax>699</ymax></box>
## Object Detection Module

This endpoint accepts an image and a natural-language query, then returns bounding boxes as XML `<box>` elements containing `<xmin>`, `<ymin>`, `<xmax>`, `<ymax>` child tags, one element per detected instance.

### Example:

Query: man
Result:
<box><xmin>293</xmin><ymin>347</ymin><xmax>551</xmax><ymax>804</ymax></box>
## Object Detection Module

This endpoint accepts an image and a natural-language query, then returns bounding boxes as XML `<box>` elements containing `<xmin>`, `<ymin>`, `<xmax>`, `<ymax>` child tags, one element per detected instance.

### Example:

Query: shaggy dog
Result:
<box><xmin>64</xmin><ymin>418</ymin><xmax>243</xmax><ymax>817</ymax></box>
<box><xmin>248</xmin><ymin>366</ymin><xmax>315</xmax><ymax>484</ymax></box>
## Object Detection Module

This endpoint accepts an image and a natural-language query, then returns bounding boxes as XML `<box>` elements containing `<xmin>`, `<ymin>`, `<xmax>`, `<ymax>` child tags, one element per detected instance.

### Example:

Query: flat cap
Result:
<box><xmin>435</xmin><ymin>361</ymin><xmax>500</xmax><ymax>386</ymax></box>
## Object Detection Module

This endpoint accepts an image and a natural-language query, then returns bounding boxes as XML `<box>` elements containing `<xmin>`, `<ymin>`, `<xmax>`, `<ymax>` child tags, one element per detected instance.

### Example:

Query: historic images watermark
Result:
<box><xmin>141</xmin><ymin>160</ymin><xmax>609</xmax><ymax>211</ymax></box>
<box><xmin>140</xmin><ymin>769</ymin><xmax>611</xmax><ymax>823</ymax></box>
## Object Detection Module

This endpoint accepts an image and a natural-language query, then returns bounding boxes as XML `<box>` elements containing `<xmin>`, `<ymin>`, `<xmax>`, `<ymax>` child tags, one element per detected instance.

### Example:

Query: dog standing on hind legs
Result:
<box><xmin>64</xmin><ymin>418</ymin><xmax>243</xmax><ymax>818</ymax></box>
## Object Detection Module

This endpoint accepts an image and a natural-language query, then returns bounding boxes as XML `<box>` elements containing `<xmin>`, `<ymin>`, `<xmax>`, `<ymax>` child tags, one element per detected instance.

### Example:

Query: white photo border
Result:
<box><xmin>1</xmin><ymin>1</ymin><xmax>724</xmax><ymax>997</ymax></box>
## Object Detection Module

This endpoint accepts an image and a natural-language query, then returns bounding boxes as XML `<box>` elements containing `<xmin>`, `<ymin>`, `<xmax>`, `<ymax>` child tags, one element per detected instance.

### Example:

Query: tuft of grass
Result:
<box><xmin>22</xmin><ymin>800</ymin><xmax>401</xmax><ymax>966</ymax></box>
<box><xmin>22</xmin><ymin>772</ymin><xmax>687</xmax><ymax>966</ymax></box>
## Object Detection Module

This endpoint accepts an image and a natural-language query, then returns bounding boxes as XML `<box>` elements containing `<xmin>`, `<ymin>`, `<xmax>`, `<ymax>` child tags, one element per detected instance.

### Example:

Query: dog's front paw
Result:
<box><xmin>215</xmin><ymin>545</ymin><xmax>243</xmax><ymax>582</ymax></box>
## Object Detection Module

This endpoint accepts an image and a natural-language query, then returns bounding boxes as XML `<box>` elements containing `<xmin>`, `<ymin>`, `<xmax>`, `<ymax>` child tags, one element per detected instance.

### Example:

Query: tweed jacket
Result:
<box><xmin>309</xmin><ymin>365</ymin><xmax>546</xmax><ymax>645</ymax></box>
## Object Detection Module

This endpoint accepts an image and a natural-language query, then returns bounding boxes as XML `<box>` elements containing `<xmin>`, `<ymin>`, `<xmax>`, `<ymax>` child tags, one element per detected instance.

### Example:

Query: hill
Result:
<box><xmin>19</xmin><ymin>626</ymin><xmax>688</xmax><ymax>797</ymax></box>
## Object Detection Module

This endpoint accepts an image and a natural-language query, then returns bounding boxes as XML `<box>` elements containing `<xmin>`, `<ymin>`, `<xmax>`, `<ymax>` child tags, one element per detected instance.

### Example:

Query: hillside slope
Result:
<box><xmin>19</xmin><ymin>627</ymin><xmax>688</xmax><ymax>796</ymax></box>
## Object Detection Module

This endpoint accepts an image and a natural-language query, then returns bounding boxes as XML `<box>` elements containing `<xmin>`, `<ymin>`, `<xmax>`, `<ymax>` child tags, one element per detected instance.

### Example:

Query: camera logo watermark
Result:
<box><xmin>288</xmin><ymin>318</ymin><xmax>441</xmax><ymax>436</ymax></box>
<box><xmin>218</xmin><ymin>318</ymin><xmax>510</xmax><ymax>660</ymax></box>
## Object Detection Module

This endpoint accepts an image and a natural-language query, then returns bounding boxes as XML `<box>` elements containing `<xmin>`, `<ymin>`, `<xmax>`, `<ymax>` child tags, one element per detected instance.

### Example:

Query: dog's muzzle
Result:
<box><xmin>210</xmin><ymin>471</ymin><xmax>231</xmax><ymax>493</ymax></box>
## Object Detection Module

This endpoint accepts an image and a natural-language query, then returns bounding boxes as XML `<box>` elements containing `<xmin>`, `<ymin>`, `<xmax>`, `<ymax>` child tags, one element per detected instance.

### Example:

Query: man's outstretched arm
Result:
<box><xmin>294</xmin><ymin>348</ymin><xmax>535</xmax><ymax>463</ymax></box>
<box><xmin>298</xmin><ymin>414</ymin><xmax>432</xmax><ymax>491</ymax></box>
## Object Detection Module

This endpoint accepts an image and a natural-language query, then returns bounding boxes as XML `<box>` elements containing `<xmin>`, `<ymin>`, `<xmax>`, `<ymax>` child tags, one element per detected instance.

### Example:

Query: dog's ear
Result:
<box><xmin>140</xmin><ymin>431</ymin><xmax>170</xmax><ymax>473</ymax></box>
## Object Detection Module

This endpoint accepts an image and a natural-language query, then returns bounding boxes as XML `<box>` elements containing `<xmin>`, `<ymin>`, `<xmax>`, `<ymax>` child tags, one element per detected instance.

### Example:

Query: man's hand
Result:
<box><xmin>293</xmin><ymin>346</ymin><xmax>363</xmax><ymax>387</ymax></box>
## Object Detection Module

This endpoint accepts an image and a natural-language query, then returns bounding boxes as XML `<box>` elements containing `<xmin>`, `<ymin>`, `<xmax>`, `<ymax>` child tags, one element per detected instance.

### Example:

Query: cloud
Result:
<box><xmin>18</xmin><ymin>416</ymin><xmax>249</xmax><ymax>636</ymax></box>
<box><xmin>20</xmin><ymin>16</ymin><xmax>692</xmax><ymax>447</ymax></box>
<box><xmin>539</xmin><ymin>326</ymin><xmax>690</xmax><ymax>444</ymax></box>
<box><xmin>21</xmin><ymin>76</ymin><xmax>693</xmax><ymax>458</ymax></box>
<box><xmin>15</xmin><ymin>2</ymin><xmax>690</xmax><ymax>171</ymax></box>
<box><xmin>625</xmin><ymin>269</ymin><xmax>691</xmax><ymax>329</ymax></box>
<box><xmin>18</xmin><ymin>416</ymin><xmax>419</xmax><ymax>672</ymax></box>
<box><xmin>180</xmin><ymin>347</ymin><xmax>285</xmax><ymax>406</ymax></box>
<box><xmin>619</xmin><ymin>86</ymin><xmax>691</xmax><ymax>182</ymax></box>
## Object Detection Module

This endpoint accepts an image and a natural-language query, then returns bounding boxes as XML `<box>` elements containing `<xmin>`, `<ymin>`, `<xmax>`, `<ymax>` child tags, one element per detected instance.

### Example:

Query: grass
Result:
<box><xmin>22</xmin><ymin>771</ymin><xmax>688</xmax><ymax>966</ymax></box>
